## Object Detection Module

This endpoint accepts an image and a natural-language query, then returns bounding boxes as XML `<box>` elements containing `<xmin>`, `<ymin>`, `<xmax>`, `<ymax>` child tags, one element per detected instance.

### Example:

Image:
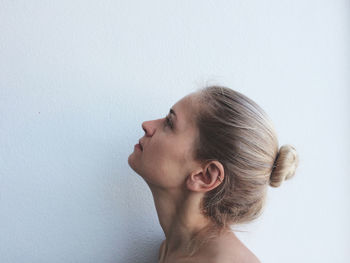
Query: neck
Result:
<box><xmin>147</xmin><ymin>183</ymin><xmax>226</xmax><ymax>258</ymax></box>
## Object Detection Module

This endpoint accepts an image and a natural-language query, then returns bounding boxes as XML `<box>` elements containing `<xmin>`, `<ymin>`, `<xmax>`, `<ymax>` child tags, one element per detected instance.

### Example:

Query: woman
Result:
<box><xmin>128</xmin><ymin>85</ymin><xmax>299</xmax><ymax>263</ymax></box>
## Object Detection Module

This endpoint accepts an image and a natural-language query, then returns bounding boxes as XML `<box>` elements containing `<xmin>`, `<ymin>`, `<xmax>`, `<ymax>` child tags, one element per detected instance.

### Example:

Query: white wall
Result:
<box><xmin>0</xmin><ymin>1</ymin><xmax>349</xmax><ymax>262</ymax></box>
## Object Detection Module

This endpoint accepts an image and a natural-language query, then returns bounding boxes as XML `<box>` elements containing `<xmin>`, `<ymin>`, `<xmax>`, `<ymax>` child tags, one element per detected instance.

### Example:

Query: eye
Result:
<box><xmin>164</xmin><ymin>115</ymin><xmax>173</xmax><ymax>129</ymax></box>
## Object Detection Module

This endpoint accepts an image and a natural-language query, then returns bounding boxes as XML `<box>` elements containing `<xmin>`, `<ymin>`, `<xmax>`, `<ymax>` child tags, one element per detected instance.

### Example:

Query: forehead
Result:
<box><xmin>172</xmin><ymin>94</ymin><xmax>198</xmax><ymax>128</ymax></box>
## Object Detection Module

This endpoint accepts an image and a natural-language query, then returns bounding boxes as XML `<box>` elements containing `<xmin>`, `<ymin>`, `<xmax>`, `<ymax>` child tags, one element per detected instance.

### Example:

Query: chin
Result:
<box><xmin>128</xmin><ymin>153</ymin><xmax>137</xmax><ymax>170</ymax></box>
<box><xmin>128</xmin><ymin>154</ymin><xmax>144</xmax><ymax>177</ymax></box>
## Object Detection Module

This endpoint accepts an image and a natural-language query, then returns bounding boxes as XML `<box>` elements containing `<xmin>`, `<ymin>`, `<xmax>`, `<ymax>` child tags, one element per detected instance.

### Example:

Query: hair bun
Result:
<box><xmin>269</xmin><ymin>144</ymin><xmax>299</xmax><ymax>187</ymax></box>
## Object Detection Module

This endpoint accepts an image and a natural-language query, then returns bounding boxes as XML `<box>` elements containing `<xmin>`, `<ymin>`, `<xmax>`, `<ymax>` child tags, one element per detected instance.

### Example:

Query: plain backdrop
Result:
<box><xmin>0</xmin><ymin>1</ymin><xmax>349</xmax><ymax>262</ymax></box>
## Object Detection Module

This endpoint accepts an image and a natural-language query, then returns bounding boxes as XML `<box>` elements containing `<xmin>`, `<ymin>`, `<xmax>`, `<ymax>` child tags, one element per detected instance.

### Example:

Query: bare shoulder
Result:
<box><xmin>158</xmin><ymin>233</ymin><xmax>260</xmax><ymax>263</ymax></box>
<box><xmin>212</xmin><ymin>231</ymin><xmax>261</xmax><ymax>263</ymax></box>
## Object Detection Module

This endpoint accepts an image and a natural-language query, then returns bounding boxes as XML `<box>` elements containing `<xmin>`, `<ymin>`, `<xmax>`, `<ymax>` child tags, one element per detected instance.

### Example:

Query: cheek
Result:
<box><xmin>146</xmin><ymin>154</ymin><xmax>181</xmax><ymax>185</ymax></box>
<box><xmin>142</xmin><ymin>144</ymin><xmax>187</xmax><ymax>187</ymax></box>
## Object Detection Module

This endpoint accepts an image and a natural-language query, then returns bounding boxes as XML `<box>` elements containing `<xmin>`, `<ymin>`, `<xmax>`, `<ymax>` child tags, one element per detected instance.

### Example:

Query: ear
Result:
<box><xmin>186</xmin><ymin>161</ymin><xmax>224</xmax><ymax>192</ymax></box>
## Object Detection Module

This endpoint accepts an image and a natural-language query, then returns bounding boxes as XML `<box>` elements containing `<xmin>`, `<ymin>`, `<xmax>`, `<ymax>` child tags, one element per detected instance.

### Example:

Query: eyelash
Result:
<box><xmin>164</xmin><ymin>115</ymin><xmax>173</xmax><ymax>129</ymax></box>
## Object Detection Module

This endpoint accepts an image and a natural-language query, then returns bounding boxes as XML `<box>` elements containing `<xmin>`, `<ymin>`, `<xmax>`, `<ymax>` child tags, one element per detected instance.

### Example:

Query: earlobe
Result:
<box><xmin>186</xmin><ymin>169</ymin><xmax>203</xmax><ymax>192</ymax></box>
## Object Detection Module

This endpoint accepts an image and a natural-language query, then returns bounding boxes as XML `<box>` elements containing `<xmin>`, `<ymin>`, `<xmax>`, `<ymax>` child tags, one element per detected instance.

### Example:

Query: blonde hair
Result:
<box><xmin>191</xmin><ymin>85</ymin><xmax>299</xmax><ymax>228</ymax></box>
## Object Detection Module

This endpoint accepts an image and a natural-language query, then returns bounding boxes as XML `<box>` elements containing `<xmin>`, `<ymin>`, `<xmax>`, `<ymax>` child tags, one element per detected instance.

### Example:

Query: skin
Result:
<box><xmin>128</xmin><ymin>92</ymin><xmax>260</xmax><ymax>263</ymax></box>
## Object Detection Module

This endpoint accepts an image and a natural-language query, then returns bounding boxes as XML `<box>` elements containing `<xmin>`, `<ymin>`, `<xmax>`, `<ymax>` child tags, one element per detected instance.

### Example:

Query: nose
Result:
<box><xmin>142</xmin><ymin>117</ymin><xmax>164</xmax><ymax>136</ymax></box>
<box><xmin>142</xmin><ymin>119</ymin><xmax>157</xmax><ymax>136</ymax></box>
<box><xmin>142</xmin><ymin>121</ymin><xmax>148</xmax><ymax>134</ymax></box>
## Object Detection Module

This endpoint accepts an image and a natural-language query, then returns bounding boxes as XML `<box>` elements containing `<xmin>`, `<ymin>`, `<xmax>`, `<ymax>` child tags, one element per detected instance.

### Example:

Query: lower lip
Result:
<box><xmin>134</xmin><ymin>143</ymin><xmax>142</xmax><ymax>151</ymax></box>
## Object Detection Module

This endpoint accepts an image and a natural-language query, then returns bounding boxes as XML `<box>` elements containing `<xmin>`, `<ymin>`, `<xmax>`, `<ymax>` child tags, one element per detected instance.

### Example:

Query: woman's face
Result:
<box><xmin>128</xmin><ymin>93</ymin><xmax>201</xmax><ymax>189</ymax></box>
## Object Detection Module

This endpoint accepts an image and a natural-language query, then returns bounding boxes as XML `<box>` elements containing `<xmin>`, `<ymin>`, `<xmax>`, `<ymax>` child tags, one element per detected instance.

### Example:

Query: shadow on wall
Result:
<box><xmin>123</xmin><ymin>237</ymin><xmax>161</xmax><ymax>263</ymax></box>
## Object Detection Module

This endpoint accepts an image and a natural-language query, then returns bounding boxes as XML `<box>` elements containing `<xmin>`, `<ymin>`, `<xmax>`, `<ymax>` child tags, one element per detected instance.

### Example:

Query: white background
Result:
<box><xmin>0</xmin><ymin>1</ymin><xmax>349</xmax><ymax>262</ymax></box>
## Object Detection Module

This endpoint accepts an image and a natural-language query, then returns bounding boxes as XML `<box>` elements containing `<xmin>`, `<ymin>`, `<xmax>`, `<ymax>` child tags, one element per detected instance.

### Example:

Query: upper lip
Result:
<box><xmin>139</xmin><ymin>140</ymin><xmax>143</xmax><ymax>151</ymax></box>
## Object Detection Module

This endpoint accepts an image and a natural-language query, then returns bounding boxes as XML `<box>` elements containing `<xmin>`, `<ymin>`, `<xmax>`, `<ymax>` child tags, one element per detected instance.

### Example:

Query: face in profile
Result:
<box><xmin>128</xmin><ymin>93</ymin><xmax>201</xmax><ymax>189</ymax></box>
